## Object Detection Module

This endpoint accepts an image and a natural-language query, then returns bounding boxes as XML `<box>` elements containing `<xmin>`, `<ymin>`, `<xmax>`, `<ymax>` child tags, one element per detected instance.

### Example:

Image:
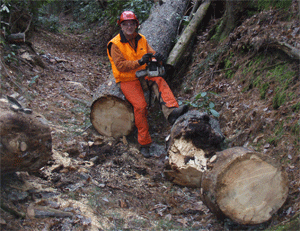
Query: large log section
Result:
<box><xmin>201</xmin><ymin>147</ymin><xmax>289</xmax><ymax>225</ymax></box>
<box><xmin>0</xmin><ymin>98</ymin><xmax>52</xmax><ymax>174</ymax></box>
<box><xmin>164</xmin><ymin>111</ymin><xmax>288</xmax><ymax>225</ymax></box>
<box><xmin>90</xmin><ymin>78</ymin><xmax>134</xmax><ymax>138</ymax></box>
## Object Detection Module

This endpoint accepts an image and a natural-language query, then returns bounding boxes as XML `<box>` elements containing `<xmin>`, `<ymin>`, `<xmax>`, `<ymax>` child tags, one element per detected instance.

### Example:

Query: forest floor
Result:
<box><xmin>1</xmin><ymin>3</ymin><xmax>300</xmax><ymax>231</ymax></box>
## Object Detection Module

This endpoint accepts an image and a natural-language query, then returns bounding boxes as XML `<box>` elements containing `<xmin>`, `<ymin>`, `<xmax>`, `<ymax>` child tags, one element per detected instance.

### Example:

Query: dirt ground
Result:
<box><xmin>1</xmin><ymin>4</ymin><xmax>299</xmax><ymax>231</ymax></box>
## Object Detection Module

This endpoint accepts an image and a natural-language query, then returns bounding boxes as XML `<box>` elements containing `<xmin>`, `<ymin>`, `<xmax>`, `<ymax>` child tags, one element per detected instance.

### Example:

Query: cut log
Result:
<box><xmin>6</xmin><ymin>32</ymin><xmax>26</xmax><ymax>44</ymax></box>
<box><xmin>201</xmin><ymin>147</ymin><xmax>289</xmax><ymax>225</ymax></box>
<box><xmin>0</xmin><ymin>98</ymin><xmax>52</xmax><ymax>174</ymax></box>
<box><xmin>139</xmin><ymin>0</ymin><xmax>190</xmax><ymax>58</ymax></box>
<box><xmin>90</xmin><ymin>79</ymin><xmax>134</xmax><ymax>138</ymax></box>
<box><xmin>165</xmin><ymin>113</ymin><xmax>289</xmax><ymax>225</ymax></box>
<box><xmin>167</xmin><ymin>0</ymin><xmax>211</xmax><ymax>67</ymax></box>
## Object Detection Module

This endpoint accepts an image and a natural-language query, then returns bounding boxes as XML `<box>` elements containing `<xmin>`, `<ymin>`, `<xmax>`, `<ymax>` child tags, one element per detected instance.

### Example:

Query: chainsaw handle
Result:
<box><xmin>144</xmin><ymin>53</ymin><xmax>154</xmax><ymax>64</ymax></box>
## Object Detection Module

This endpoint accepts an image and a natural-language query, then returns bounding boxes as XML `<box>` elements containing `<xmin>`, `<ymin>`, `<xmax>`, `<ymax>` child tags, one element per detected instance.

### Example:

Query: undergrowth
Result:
<box><xmin>237</xmin><ymin>53</ymin><xmax>297</xmax><ymax>109</ymax></box>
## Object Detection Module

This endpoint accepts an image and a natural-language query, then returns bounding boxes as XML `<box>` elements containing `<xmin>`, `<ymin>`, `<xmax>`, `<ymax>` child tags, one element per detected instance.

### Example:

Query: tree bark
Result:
<box><xmin>167</xmin><ymin>0</ymin><xmax>211</xmax><ymax>67</ymax></box>
<box><xmin>0</xmin><ymin>98</ymin><xmax>52</xmax><ymax>174</ymax></box>
<box><xmin>6</xmin><ymin>32</ymin><xmax>26</xmax><ymax>43</ymax></box>
<box><xmin>90</xmin><ymin>79</ymin><xmax>134</xmax><ymax>138</ymax></box>
<box><xmin>139</xmin><ymin>0</ymin><xmax>190</xmax><ymax>58</ymax></box>
<box><xmin>215</xmin><ymin>0</ymin><xmax>249</xmax><ymax>42</ymax></box>
<box><xmin>165</xmin><ymin>110</ymin><xmax>225</xmax><ymax>187</ymax></box>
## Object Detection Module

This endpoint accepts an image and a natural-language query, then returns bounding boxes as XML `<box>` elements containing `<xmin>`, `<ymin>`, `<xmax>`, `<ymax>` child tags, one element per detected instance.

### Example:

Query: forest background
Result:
<box><xmin>1</xmin><ymin>0</ymin><xmax>299</xmax><ymax>230</ymax></box>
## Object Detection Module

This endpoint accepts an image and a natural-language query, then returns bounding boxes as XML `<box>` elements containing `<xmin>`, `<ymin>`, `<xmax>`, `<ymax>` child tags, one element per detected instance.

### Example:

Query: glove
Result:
<box><xmin>154</xmin><ymin>52</ymin><xmax>164</xmax><ymax>62</ymax></box>
<box><xmin>138</xmin><ymin>53</ymin><xmax>152</xmax><ymax>65</ymax></box>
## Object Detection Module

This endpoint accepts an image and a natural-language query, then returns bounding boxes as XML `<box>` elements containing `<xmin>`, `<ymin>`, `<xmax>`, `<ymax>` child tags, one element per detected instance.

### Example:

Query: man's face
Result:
<box><xmin>121</xmin><ymin>20</ymin><xmax>137</xmax><ymax>36</ymax></box>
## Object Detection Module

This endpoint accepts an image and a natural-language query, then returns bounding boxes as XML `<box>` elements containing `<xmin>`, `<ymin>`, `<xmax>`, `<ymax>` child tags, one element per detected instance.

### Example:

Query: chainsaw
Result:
<box><xmin>136</xmin><ymin>53</ymin><xmax>165</xmax><ymax>78</ymax></box>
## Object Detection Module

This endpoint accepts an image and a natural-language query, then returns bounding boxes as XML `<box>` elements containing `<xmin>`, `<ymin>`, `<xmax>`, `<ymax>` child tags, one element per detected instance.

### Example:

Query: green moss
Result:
<box><xmin>260</xmin><ymin>82</ymin><xmax>270</xmax><ymax>99</ymax></box>
<box><xmin>240</xmin><ymin>55</ymin><xmax>296</xmax><ymax>109</ymax></box>
<box><xmin>224</xmin><ymin>59</ymin><xmax>233</xmax><ymax>78</ymax></box>
<box><xmin>266</xmin><ymin>121</ymin><xmax>285</xmax><ymax>146</ymax></box>
<box><xmin>292</xmin><ymin>102</ymin><xmax>300</xmax><ymax>112</ymax></box>
<box><xmin>268</xmin><ymin>64</ymin><xmax>295</xmax><ymax>109</ymax></box>
<box><xmin>253</xmin><ymin>75</ymin><xmax>262</xmax><ymax>87</ymax></box>
<box><xmin>222</xmin><ymin>52</ymin><xmax>237</xmax><ymax>79</ymax></box>
<box><xmin>255</xmin><ymin>0</ymin><xmax>292</xmax><ymax>11</ymax></box>
<box><xmin>211</xmin><ymin>19</ymin><xmax>225</xmax><ymax>42</ymax></box>
<box><xmin>273</xmin><ymin>90</ymin><xmax>287</xmax><ymax>109</ymax></box>
<box><xmin>266</xmin><ymin>213</ymin><xmax>300</xmax><ymax>231</ymax></box>
<box><xmin>291</xmin><ymin>119</ymin><xmax>300</xmax><ymax>136</ymax></box>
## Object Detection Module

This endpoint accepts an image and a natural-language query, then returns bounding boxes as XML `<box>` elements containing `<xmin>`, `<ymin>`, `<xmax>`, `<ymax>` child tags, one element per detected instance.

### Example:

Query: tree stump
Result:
<box><xmin>90</xmin><ymin>80</ymin><xmax>134</xmax><ymax>138</ymax></box>
<box><xmin>165</xmin><ymin>110</ymin><xmax>225</xmax><ymax>187</ymax></box>
<box><xmin>0</xmin><ymin>98</ymin><xmax>52</xmax><ymax>174</ymax></box>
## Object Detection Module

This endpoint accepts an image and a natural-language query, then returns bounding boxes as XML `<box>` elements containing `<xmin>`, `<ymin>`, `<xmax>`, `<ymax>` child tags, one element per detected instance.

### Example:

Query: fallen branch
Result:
<box><xmin>213</xmin><ymin>66</ymin><xmax>237</xmax><ymax>73</ymax></box>
<box><xmin>60</xmin><ymin>86</ymin><xmax>90</xmax><ymax>107</ymax></box>
<box><xmin>268</xmin><ymin>41</ymin><xmax>300</xmax><ymax>60</ymax></box>
<box><xmin>167</xmin><ymin>0</ymin><xmax>211</xmax><ymax>67</ymax></box>
<box><xmin>1</xmin><ymin>201</ymin><xmax>26</xmax><ymax>218</ymax></box>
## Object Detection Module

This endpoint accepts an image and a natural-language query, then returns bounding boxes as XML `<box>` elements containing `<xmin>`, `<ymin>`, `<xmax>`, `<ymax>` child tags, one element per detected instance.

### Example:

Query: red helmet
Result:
<box><xmin>117</xmin><ymin>11</ymin><xmax>139</xmax><ymax>26</ymax></box>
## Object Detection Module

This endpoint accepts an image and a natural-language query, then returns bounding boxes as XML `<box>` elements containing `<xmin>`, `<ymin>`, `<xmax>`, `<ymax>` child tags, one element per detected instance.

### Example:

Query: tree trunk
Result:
<box><xmin>164</xmin><ymin>113</ymin><xmax>288</xmax><ymax>225</ymax></box>
<box><xmin>214</xmin><ymin>0</ymin><xmax>249</xmax><ymax>42</ymax></box>
<box><xmin>90</xmin><ymin>79</ymin><xmax>134</xmax><ymax>138</ymax></box>
<box><xmin>201</xmin><ymin>147</ymin><xmax>289</xmax><ymax>225</ymax></box>
<box><xmin>139</xmin><ymin>0</ymin><xmax>190</xmax><ymax>58</ymax></box>
<box><xmin>0</xmin><ymin>98</ymin><xmax>52</xmax><ymax>174</ymax></box>
<box><xmin>167</xmin><ymin>0</ymin><xmax>211</xmax><ymax>67</ymax></box>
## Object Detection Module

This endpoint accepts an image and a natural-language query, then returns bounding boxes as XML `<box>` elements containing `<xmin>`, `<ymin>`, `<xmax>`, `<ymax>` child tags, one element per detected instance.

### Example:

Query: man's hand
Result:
<box><xmin>154</xmin><ymin>52</ymin><xmax>164</xmax><ymax>62</ymax></box>
<box><xmin>138</xmin><ymin>53</ymin><xmax>152</xmax><ymax>65</ymax></box>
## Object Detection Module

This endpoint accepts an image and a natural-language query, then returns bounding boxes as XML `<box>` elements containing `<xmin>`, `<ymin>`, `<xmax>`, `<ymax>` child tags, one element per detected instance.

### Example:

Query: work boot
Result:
<box><xmin>168</xmin><ymin>105</ymin><xmax>189</xmax><ymax>125</ymax></box>
<box><xmin>140</xmin><ymin>145</ymin><xmax>151</xmax><ymax>158</ymax></box>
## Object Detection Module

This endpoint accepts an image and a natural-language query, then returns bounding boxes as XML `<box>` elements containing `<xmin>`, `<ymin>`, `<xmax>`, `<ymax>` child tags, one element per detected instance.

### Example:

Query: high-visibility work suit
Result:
<box><xmin>107</xmin><ymin>31</ymin><xmax>179</xmax><ymax>145</ymax></box>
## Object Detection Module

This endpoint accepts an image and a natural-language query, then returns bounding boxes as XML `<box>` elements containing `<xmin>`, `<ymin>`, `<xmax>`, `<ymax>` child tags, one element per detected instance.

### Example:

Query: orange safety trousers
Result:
<box><xmin>120</xmin><ymin>77</ymin><xmax>179</xmax><ymax>146</ymax></box>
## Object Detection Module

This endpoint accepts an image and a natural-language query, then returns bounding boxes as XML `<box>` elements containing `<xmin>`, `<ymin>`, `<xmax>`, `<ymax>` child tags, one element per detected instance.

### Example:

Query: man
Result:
<box><xmin>107</xmin><ymin>11</ymin><xmax>188</xmax><ymax>158</ymax></box>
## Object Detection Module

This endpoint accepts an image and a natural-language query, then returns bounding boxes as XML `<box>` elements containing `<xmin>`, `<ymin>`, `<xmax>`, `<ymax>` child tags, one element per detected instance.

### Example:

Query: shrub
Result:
<box><xmin>37</xmin><ymin>15</ymin><xmax>60</xmax><ymax>32</ymax></box>
<box><xmin>254</xmin><ymin>0</ymin><xmax>292</xmax><ymax>10</ymax></box>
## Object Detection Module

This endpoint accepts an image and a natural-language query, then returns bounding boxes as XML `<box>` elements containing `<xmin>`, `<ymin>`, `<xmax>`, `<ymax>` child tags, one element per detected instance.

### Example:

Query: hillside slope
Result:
<box><xmin>0</xmin><ymin>3</ymin><xmax>299</xmax><ymax>231</ymax></box>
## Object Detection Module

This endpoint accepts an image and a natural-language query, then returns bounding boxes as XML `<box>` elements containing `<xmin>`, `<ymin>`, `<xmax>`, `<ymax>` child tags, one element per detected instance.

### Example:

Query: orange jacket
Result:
<box><xmin>107</xmin><ymin>32</ymin><xmax>150</xmax><ymax>83</ymax></box>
